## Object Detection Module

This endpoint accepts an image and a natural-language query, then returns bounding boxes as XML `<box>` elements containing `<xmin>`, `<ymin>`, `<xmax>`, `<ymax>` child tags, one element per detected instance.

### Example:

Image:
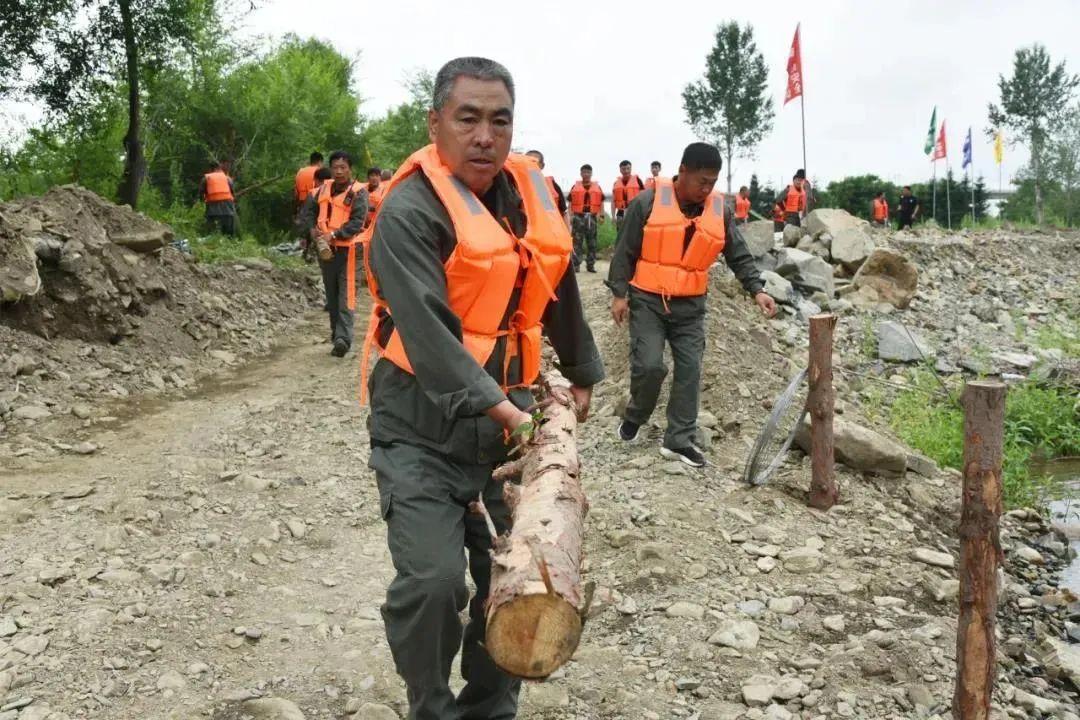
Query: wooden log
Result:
<box><xmin>807</xmin><ymin>314</ymin><xmax>838</xmax><ymax>510</ymax></box>
<box><xmin>953</xmin><ymin>380</ymin><xmax>1005</xmax><ymax>720</ymax></box>
<box><xmin>485</xmin><ymin>370</ymin><xmax>589</xmax><ymax>679</ymax></box>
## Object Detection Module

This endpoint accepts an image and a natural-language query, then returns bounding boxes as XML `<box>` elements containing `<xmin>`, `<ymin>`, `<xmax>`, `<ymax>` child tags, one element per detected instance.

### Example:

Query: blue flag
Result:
<box><xmin>962</xmin><ymin>127</ymin><xmax>972</xmax><ymax>170</ymax></box>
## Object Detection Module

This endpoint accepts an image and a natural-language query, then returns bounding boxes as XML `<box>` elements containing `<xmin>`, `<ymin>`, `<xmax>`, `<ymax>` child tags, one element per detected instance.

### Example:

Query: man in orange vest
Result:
<box><xmin>612</xmin><ymin>160</ymin><xmax>644</xmax><ymax>229</ymax></box>
<box><xmin>365</xmin><ymin>167</ymin><xmax>383</xmax><ymax>228</ymax></box>
<box><xmin>607</xmin><ymin>142</ymin><xmax>776</xmax><ymax>467</ymax></box>
<box><xmin>568</xmin><ymin>163</ymin><xmax>606</xmax><ymax>272</ymax></box>
<box><xmin>735</xmin><ymin>185</ymin><xmax>752</xmax><ymax>225</ymax></box>
<box><xmin>525</xmin><ymin>149</ymin><xmax>569</xmax><ymax>228</ymax></box>
<box><xmin>644</xmin><ymin>160</ymin><xmax>662</xmax><ymax>190</ymax></box>
<box><xmin>773</xmin><ymin>197</ymin><xmax>786</xmax><ymax>233</ymax></box>
<box><xmin>364</xmin><ymin>57</ymin><xmax>603</xmax><ymax>720</ymax></box>
<box><xmin>293</xmin><ymin>151</ymin><xmax>324</xmax><ymax>212</ymax></box>
<box><xmin>871</xmin><ymin>191</ymin><xmax>889</xmax><ymax>226</ymax></box>
<box><xmin>777</xmin><ymin>172</ymin><xmax>807</xmax><ymax>227</ymax></box>
<box><xmin>298</xmin><ymin>150</ymin><xmax>368</xmax><ymax>357</ymax></box>
<box><xmin>199</xmin><ymin>161</ymin><xmax>237</xmax><ymax>236</ymax></box>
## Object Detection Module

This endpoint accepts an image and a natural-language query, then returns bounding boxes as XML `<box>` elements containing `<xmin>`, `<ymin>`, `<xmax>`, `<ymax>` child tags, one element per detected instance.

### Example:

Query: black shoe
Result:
<box><xmin>331</xmin><ymin>339</ymin><xmax>349</xmax><ymax>357</ymax></box>
<box><xmin>617</xmin><ymin>420</ymin><xmax>640</xmax><ymax>442</ymax></box>
<box><xmin>586</xmin><ymin>265</ymin><xmax>597</xmax><ymax>273</ymax></box>
<box><xmin>660</xmin><ymin>445</ymin><xmax>706</xmax><ymax>468</ymax></box>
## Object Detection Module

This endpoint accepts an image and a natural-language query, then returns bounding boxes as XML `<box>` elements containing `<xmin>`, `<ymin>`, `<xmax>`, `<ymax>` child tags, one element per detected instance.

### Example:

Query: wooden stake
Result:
<box><xmin>807</xmin><ymin>313</ymin><xmax>838</xmax><ymax>510</ymax></box>
<box><xmin>953</xmin><ymin>380</ymin><xmax>1005</xmax><ymax>720</ymax></box>
<box><xmin>485</xmin><ymin>370</ymin><xmax>588</xmax><ymax>679</ymax></box>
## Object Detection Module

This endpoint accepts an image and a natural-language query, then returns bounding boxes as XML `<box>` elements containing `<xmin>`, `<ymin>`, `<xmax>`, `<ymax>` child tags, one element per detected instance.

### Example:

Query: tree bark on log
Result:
<box><xmin>808</xmin><ymin>314</ymin><xmax>838</xmax><ymax>510</ymax></box>
<box><xmin>953</xmin><ymin>381</ymin><xmax>1005</xmax><ymax>720</ymax></box>
<box><xmin>485</xmin><ymin>370</ymin><xmax>589</xmax><ymax>679</ymax></box>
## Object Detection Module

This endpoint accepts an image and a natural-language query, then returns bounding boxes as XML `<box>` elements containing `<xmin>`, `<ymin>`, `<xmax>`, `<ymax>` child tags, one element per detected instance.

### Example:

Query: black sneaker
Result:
<box><xmin>660</xmin><ymin>445</ymin><xmax>706</xmax><ymax>468</ymax></box>
<box><xmin>617</xmin><ymin>420</ymin><xmax>640</xmax><ymax>442</ymax></box>
<box><xmin>586</xmin><ymin>265</ymin><xmax>597</xmax><ymax>273</ymax></box>
<box><xmin>331</xmin><ymin>339</ymin><xmax>349</xmax><ymax>357</ymax></box>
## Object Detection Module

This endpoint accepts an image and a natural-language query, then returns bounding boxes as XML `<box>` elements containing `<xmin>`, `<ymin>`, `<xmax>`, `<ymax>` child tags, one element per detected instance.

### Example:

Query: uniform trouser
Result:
<box><xmin>898</xmin><ymin>215</ymin><xmax>914</xmax><ymax>230</ymax></box>
<box><xmin>371</xmin><ymin>442</ymin><xmax>520</xmax><ymax>720</ymax></box>
<box><xmin>206</xmin><ymin>214</ymin><xmax>236</xmax><ymax>236</ymax></box>
<box><xmin>773</xmin><ymin>220</ymin><xmax>785</xmax><ymax>233</ymax></box>
<box><xmin>623</xmin><ymin>290</ymin><xmax>706</xmax><ymax>449</ymax></box>
<box><xmin>784</xmin><ymin>212</ymin><xmax>801</xmax><ymax>227</ymax></box>
<box><xmin>571</xmin><ymin>213</ymin><xmax>599</xmax><ymax>269</ymax></box>
<box><xmin>319</xmin><ymin>249</ymin><xmax>354</xmax><ymax>347</ymax></box>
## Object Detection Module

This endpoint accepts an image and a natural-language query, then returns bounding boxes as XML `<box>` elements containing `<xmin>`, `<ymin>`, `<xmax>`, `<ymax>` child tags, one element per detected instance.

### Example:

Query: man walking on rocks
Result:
<box><xmin>363</xmin><ymin>57</ymin><xmax>604</xmax><ymax>719</ymax></box>
<box><xmin>607</xmin><ymin>142</ymin><xmax>776</xmax><ymax>467</ymax></box>
<box><xmin>299</xmin><ymin>150</ymin><xmax>367</xmax><ymax>357</ymax></box>
<box><xmin>777</xmin><ymin>171</ymin><xmax>807</xmax><ymax>227</ymax></box>
<box><xmin>568</xmin><ymin>163</ymin><xmax>605</xmax><ymax>272</ymax></box>
<box><xmin>897</xmin><ymin>185</ymin><xmax>920</xmax><ymax>230</ymax></box>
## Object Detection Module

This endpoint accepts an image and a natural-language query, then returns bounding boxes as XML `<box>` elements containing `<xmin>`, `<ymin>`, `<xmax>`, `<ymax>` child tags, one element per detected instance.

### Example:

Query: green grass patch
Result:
<box><xmin>890</xmin><ymin>370</ymin><xmax>1080</xmax><ymax>508</ymax></box>
<box><xmin>1034</xmin><ymin>317</ymin><xmax>1080</xmax><ymax>358</ymax></box>
<box><xmin>190</xmin><ymin>233</ymin><xmax>306</xmax><ymax>270</ymax></box>
<box><xmin>597</xmin><ymin>219</ymin><xmax>617</xmax><ymax>251</ymax></box>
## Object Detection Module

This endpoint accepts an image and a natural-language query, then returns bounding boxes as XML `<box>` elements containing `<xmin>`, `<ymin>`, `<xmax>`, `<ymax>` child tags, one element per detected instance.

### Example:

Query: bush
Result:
<box><xmin>597</xmin><ymin>218</ymin><xmax>617</xmax><ymax>251</ymax></box>
<box><xmin>890</xmin><ymin>371</ymin><xmax>1080</xmax><ymax>508</ymax></box>
<box><xmin>189</xmin><ymin>233</ymin><xmax>306</xmax><ymax>270</ymax></box>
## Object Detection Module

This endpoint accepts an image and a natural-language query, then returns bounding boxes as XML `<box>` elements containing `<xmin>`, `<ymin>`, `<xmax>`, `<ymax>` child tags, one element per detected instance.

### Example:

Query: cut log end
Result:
<box><xmin>486</xmin><ymin>593</ymin><xmax>583</xmax><ymax>679</ymax></box>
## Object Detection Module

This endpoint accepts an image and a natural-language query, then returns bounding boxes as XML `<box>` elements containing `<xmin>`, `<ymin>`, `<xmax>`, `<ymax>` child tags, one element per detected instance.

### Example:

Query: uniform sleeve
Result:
<box><xmin>298</xmin><ymin>192</ymin><xmax>318</xmax><ymax>232</ymax></box>
<box><xmin>542</xmin><ymin>270</ymin><xmax>605</xmax><ymax>388</ymax></box>
<box><xmin>552</xmin><ymin>180</ymin><xmax>568</xmax><ymax>215</ymax></box>
<box><xmin>369</xmin><ymin>207</ymin><xmax>507</xmax><ymax>419</ymax></box>
<box><xmin>334</xmin><ymin>189</ymin><xmax>368</xmax><ymax>239</ymax></box>
<box><xmin>722</xmin><ymin>208</ymin><xmax>765</xmax><ymax>296</ymax></box>
<box><xmin>198</xmin><ymin>177</ymin><xmax>207</xmax><ymax>199</ymax></box>
<box><xmin>604</xmin><ymin>194</ymin><xmax>647</xmax><ymax>298</ymax></box>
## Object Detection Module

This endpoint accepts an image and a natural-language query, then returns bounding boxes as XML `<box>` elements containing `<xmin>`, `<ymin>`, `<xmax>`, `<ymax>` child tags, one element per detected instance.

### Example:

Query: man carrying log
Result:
<box><xmin>363</xmin><ymin>56</ymin><xmax>604</xmax><ymax>720</ymax></box>
<box><xmin>607</xmin><ymin>142</ymin><xmax>776</xmax><ymax>467</ymax></box>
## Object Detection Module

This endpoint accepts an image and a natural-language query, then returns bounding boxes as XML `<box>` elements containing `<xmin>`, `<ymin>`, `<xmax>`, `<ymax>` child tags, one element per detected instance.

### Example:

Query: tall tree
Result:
<box><xmin>973</xmin><ymin>176</ymin><xmax>990</xmax><ymax>221</ymax></box>
<box><xmin>0</xmin><ymin>0</ymin><xmax>211</xmax><ymax>209</ymax></box>
<box><xmin>363</xmin><ymin>71</ymin><xmax>434</xmax><ymax>169</ymax></box>
<box><xmin>987</xmin><ymin>45</ymin><xmax>1079</xmax><ymax>224</ymax></box>
<box><xmin>682</xmin><ymin>22</ymin><xmax>774</xmax><ymax>193</ymax></box>
<box><xmin>1047</xmin><ymin>104</ymin><xmax>1080</xmax><ymax>226</ymax></box>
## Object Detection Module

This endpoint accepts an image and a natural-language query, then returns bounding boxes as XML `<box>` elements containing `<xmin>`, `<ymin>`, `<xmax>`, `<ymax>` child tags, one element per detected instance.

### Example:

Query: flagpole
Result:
<box><xmin>932</xmin><ymin>161</ymin><xmax>937</xmax><ymax>223</ymax></box>
<box><xmin>970</xmin><ymin>167</ymin><xmax>976</xmax><ymax>225</ymax></box>
<box><xmin>946</xmin><ymin>162</ymin><xmax>952</xmax><ymax>230</ymax></box>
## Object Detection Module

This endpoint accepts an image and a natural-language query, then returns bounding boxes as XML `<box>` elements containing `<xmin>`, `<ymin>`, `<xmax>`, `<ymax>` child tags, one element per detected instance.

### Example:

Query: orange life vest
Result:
<box><xmin>630</xmin><ymin>178</ymin><xmax>726</xmax><ymax>300</ymax></box>
<box><xmin>569</xmin><ymin>182</ymin><xmax>603</xmax><ymax>214</ymax></box>
<box><xmin>735</xmin><ymin>195</ymin><xmax>751</xmax><ymax>220</ymax></box>
<box><xmin>203</xmin><ymin>171</ymin><xmax>234</xmax><ymax>202</ymax></box>
<box><xmin>294</xmin><ymin>165</ymin><xmax>319</xmax><ymax>202</ymax></box>
<box><xmin>773</xmin><ymin>204</ymin><xmax>785</xmax><ymax>223</ymax></box>
<box><xmin>872</xmin><ymin>197</ymin><xmax>888</xmax><ymax>222</ymax></box>
<box><xmin>543</xmin><ymin>176</ymin><xmax>559</xmax><ymax>209</ymax></box>
<box><xmin>361</xmin><ymin>145</ymin><xmax>572</xmax><ymax>401</ymax></box>
<box><xmin>783</xmin><ymin>184</ymin><xmax>805</xmax><ymax>213</ymax></box>
<box><xmin>613</xmin><ymin>174</ymin><xmax>643</xmax><ymax>210</ymax></box>
<box><xmin>315</xmin><ymin>180</ymin><xmax>365</xmax><ymax>238</ymax></box>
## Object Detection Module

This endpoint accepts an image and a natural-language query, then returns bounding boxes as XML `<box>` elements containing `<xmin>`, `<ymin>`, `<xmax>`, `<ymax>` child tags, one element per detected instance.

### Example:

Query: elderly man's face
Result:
<box><xmin>429</xmin><ymin>76</ymin><xmax>513</xmax><ymax>195</ymax></box>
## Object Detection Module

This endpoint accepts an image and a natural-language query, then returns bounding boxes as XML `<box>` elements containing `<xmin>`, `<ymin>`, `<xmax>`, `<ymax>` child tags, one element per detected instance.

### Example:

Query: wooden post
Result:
<box><xmin>953</xmin><ymin>381</ymin><xmax>1006</xmax><ymax>720</ymax></box>
<box><xmin>807</xmin><ymin>314</ymin><xmax>837</xmax><ymax>510</ymax></box>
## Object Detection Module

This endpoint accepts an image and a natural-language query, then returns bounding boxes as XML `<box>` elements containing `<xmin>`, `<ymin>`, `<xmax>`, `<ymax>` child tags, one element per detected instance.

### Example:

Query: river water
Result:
<box><xmin>1043</xmin><ymin>458</ymin><xmax>1080</xmax><ymax>592</ymax></box>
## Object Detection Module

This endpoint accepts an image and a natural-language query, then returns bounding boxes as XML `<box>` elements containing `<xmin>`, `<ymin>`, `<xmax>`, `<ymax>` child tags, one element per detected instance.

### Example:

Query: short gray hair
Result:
<box><xmin>432</xmin><ymin>57</ymin><xmax>515</xmax><ymax>111</ymax></box>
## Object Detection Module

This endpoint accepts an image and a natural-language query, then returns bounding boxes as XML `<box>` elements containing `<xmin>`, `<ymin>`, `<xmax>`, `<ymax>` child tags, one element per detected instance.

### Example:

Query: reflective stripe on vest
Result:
<box><xmin>543</xmin><ymin>176</ymin><xmax>559</xmax><ymax>209</ymax></box>
<box><xmin>204</xmin><ymin>172</ymin><xmax>233</xmax><ymax>202</ymax></box>
<box><xmin>569</xmin><ymin>182</ymin><xmax>603</xmax><ymax>214</ymax></box>
<box><xmin>361</xmin><ymin>145</ymin><xmax>573</xmax><ymax>403</ymax></box>
<box><xmin>735</xmin><ymin>195</ymin><xmax>751</xmax><ymax>220</ymax></box>
<box><xmin>629</xmin><ymin>177</ymin><xmax>726</xmax><ymax>299</ymax></box>
<box><xmin>613</xmin><ymin>174</ymin><xmax>643</xmax><ymax>209</ymax></box>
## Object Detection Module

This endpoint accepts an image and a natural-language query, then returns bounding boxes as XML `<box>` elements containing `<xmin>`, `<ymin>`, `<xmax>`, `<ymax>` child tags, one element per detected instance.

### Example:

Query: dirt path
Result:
<box><xmin>3</xmin><ymin>264</ymin><xmax>1055</xmax><ymax>720</ymax></box>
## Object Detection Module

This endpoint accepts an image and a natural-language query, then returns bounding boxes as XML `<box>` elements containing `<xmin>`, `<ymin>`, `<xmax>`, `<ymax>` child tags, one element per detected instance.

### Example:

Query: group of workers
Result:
<box><xmin>869</xmin><ymin>186</ymin><xmax>922</xmax><ymax>230</ymax></box>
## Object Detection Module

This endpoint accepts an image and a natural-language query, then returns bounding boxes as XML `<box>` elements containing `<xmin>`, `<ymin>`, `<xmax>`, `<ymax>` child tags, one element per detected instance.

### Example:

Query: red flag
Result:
<box><xmin>784</xmin><ymin>24</ymin><xmax>803</xmax><ymax>105</ymax></box>
<box><xmin>933</xmin><ymin>120</ymin><xmax>947</xmax><ymax>160</ymax></box>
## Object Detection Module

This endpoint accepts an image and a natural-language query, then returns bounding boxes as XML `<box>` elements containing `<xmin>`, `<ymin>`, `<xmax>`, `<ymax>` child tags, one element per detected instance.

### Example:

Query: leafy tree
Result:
<box><xmin>820</xmin><ymin>174</ymin><xmax>899</xmax><ymax>220</ymax></box>
<box><xmin>973</xmin><ymin>176</ymin><xmax>990</xmax><ymax>221</ymax></box>
<box><xmin>362</xmin><ymin>71</ymin><xmax>433</xmax><ymax>170</ymax></box>
<box><xmin>0</xmin><ymin>0</ymin><xmax>213</xmax><ymax>209</ymax></box>
<box><xmin>988</xmin><ymin>44</ymin><xmax>1079</xmax><ymax>224</ymax></box>
<box><xmin>1046</xmin><ymin>105</ymin><xmax>1080</xmax><ymax>226</ymax></box>
<box><xmin>748</xmin><ymin>173</ymin><xmax>775</xmax><ymax>219</ymax></box>
<box><xmin>682</xmin><ymin>22</ymin><xmax>774</xmax><ymax>194</ymax></box>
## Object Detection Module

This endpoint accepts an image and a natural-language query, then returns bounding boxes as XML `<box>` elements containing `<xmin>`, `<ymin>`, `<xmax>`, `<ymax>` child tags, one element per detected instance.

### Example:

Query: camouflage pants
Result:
<box><xmin>571</xmin><ymin>213</ymin><xmax>599</xmax><ymax>270</ymax></box>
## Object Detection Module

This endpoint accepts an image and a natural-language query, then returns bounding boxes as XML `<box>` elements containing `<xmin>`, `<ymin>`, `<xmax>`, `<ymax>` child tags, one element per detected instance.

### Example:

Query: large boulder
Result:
<box><xmin>0</xmin><ymin>218</ymin><xmax>43</xmax><ymax>302</ymax></box>
<box><xmin>876</xmin><ymin>321</ymin><xmax>934</xmax><ymax>362</ymax></box>
<box><xmin>804</xmin><ymin>208</ymin><xmax>867</xmax><ymax>240</ymax></box>
<box><xmin>760</xmin><ymin>271</ymin><xmax>794</xmax><ymax>304</ymax></box>
<box><xmin>852</xmin><ymin>248</ymin><xmax>918</xmax><ymax>309</ymax></box>
<box><xmin>782</xmin><ymin>224</ymin><xmax>804</xmax><ymax>247</ymax></box>
<box><xmin>830</xmin><ymin>227</ymin><xmax>876</xmax><ymax>271</ymax></box>
<box><xmin>796</xmin><ymin>417</ymin><xmax>908</xmax><ymax>476</ymax></box>
<box><xmin>775</xmin><ymin>248</ymin><xmax>834</xmax><ymax>297</ymax></box>
<box><xmin>740</xmin><ymin>220</ymin><xmax>776</xmax><ymax>258</ymax></box>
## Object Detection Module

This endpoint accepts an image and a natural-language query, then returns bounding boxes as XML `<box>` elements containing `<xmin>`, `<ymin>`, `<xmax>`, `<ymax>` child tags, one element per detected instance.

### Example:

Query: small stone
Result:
<box><xmin>187</xmin><ymin>661</ymin><xmax>210</xmax><ymax>675</ymax></box>
<box><xmin>763</xmin><ymin>704</ymin><xmax>793</xmax><ymax>720</ymax></box>
<box><xmin>245</xmin><ymin>627</ymin><xmax>263</xmax><ymax>640</ymax></box>
<box><xmin>71</xmin><ymin>404</ymin><xmax>92</xmax><ymax>419</ymax></box>
<box><xmin>14</xmin><ymin>405</ymin><xmax>51</xmax><ymax>420</ymax></box>
<box><xmin>687</xmin><ymin>563</ymin><xmax>708</xmax><ymax>579</ymax></box>
<box><xmin>823</xmin><ymin>615</ymin><xmax>846</xmax><ymax>633</ymax></box>
<box><xmin>241</xmin><ymin>697</ymin><xmax>306</xmax><ymax>720</ymax></box>
<box><xmin>756</xmin><ymin>557</ymin><xmax>777</xmax><ymax>573</ymax></box>
<box><xmin>665</xmin><ymin>601</ymin><xmax>706</xmax><ymax>620</ymax></box>
<box><xmin>285</xmin><ymin>519</ymin><xmax>307</xmax><ymax>539</ymax></box>
<box><xmin>13</xmin><ymin>635</ymin><xmax>49</xmax><ymax>657</ymax></box>
<box><xmin>911</xmin><ymin>547</ymin><xmax>954</xmax><ymax>568</ymax></box>
<box><xmin>527</xmin><ymin>683</ymin><xmax>570</xmax><ymax>708</ymax></box>
<box><xmin>768</xmin><ymin>596</ymin><xmax>804</xmax><ymax>615</ymax></box>
<box><xmin>61</xmin><ymin>484</ymin><xmax>95</xmax><ymax>499</ymax></box>
<box><xmin>616</xmin><ymin>596</ymin><xmax>639</xmax><ymax>615</ymax></box>
<box><xmin>925</xmin><ymin>577</ymin><xmax>960</xmax><ymax>602</ymax></box>
<box><xmin>198</xmin><ymin>533</ymin><xmax>221</xmax><ymax>549</ymax></box>
<box><xmin>907</xmin><ymin>684</ymin><xmax>935</xmax><ymax>709</ymax></box>
<box><xmin>156</xmin><ymin>669</ymin><xmax>187</xmax><ymax>692</ymax></box>
<box><xmin>72</xmin><ymin>441</ymin><xmax>98</xmax><ymax>455</ymax></box>
<box><xmin>675</xmin><ymin>677</ymin><xmax>701</xmax><ymax>691</ymax></box>
<box><xmin>873</xmin><ymin>596</ymin><xmax>906</xmax><ymax>608</ymax></box>
<box><xmin>251</xmin><ymin>552</ymin><xmax>270</xmax><ymax>566</ymax></box>
<box><xmin>779</xmin><ymin>547</ymin><xmax>822</xmax><ymax>573</ymax></box>
<box><xmin>239</xmin><ymin>474</ymin><xmax>273</xmax><ymax>492</ymax></box>
<box><xmin>741</xmin><ymin>675</ymin><xmax>777</xmax><ymax>707</ymax></box>
<box><xmin>146</xmin><ymin>639</ymin><xmax>163</xmax><ymax>652</ymax></box>
<box><xmin>0</xmin><ymin>617</ymin><xmax>17</xmax><ymax>637</ymax></box>
<box><xmin>1013</xmin><ymin>546</ymin><xmax>1044</xmax><ymax>565</ymax></box>
<box><xmin>354</xmin><ymin>703</ymin><xmax>399</xmax><ymax>720</ymax></box>
<box><xmin>707</xmin><ymin>620</ymin><xmax>760</xmax><ymax>650</ymax></box>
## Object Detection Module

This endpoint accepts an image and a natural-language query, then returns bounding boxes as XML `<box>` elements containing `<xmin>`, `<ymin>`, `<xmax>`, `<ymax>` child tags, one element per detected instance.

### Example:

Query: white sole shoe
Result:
<box><xmin>659</xmin><ymin>446</ymin><xmax>706</xmax><ymax>468</ymax></box>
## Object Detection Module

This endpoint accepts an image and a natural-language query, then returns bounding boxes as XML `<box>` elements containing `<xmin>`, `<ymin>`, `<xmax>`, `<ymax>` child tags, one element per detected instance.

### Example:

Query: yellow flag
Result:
<box><xmin>994</xmin><ymin>131</ymin><xmax>1004</xmax><ymax>165</ymax></box>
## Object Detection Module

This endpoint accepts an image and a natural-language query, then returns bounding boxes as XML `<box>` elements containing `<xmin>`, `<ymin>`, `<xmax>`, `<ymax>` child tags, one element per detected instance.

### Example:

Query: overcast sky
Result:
<box><xmin>238</xmin><ymin>0</ymin><xmax>1080</xmax><ymax>194</ymax></box>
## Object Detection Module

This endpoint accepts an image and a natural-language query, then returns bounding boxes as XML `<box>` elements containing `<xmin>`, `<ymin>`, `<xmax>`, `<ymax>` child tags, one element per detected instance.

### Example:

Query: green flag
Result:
<box><xmin>924</xmin><ymin>106</ymin><xmax>937</xmax><ymax>155</ymax></box>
